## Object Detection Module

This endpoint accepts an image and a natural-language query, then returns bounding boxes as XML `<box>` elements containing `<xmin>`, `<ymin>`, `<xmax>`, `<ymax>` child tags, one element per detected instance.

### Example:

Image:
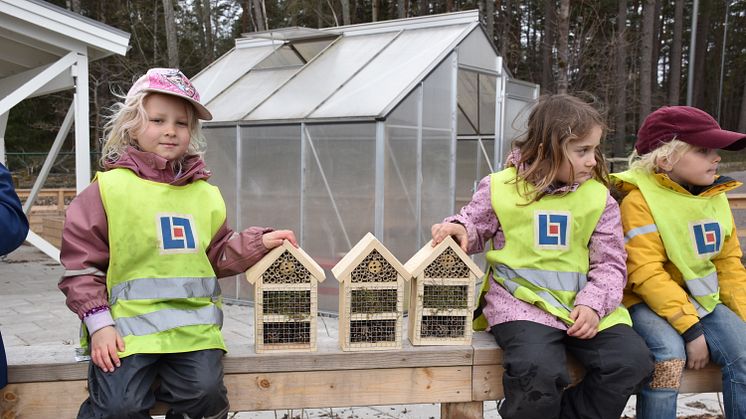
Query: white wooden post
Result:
<box><xmin>73</xmin><ymin>53</ymin><xmax>90</xmax><ymax>192</ymax></box>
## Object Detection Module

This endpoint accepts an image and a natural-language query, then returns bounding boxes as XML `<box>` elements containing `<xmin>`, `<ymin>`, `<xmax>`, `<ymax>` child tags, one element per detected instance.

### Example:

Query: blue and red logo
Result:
<box><xmin>690</xmin><ymin>221</ymin><xmax>721</xmax><ymax>257</ymax></box>
<box><xmin>535</xmin><ymin>211</ymin><xmax>571</xmax><ymax>250</ymax></box>
<box><xmin>157</xmin><ymin>214</ymin><xmax>198</xmax><ymax>253</ymax></box>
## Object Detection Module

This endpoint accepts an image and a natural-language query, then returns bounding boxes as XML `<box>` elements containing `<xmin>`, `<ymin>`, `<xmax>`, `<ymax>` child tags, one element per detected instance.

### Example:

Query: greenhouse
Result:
<box><xmin>192</xmin><ymin>10</ymin><xmax>538</xmax><ymax>311</ymax></box>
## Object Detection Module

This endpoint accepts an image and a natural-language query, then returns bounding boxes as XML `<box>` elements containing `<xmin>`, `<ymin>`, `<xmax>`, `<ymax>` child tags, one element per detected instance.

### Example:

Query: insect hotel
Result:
<box><xmin>404</xmin><ymin>236</ymin><xmax>484</xmax><ymax>346</ymax></box>
<box><xmin>246</xmin><ymin>240</ymin><xmax>325</xmax><ymax>352</ymax></box>
<box><xmin>331</xmin><ymin>233</ymin><xmax>411</xmax><ymax>351</ymax></box>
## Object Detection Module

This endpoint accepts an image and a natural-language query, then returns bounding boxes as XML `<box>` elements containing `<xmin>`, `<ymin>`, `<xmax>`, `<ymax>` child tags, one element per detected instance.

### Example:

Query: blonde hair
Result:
<box><xmin>99</xmin><ymin>91</ymin><xmax>207</xmax><ymax>169</ymax></box>
<box><xmin>627</xmin><ymin>138</ymin><xmax>691</xmax><ymax>173</ymax></box>
<box><xmin>511</xmin><ymin>93</ymin><xmax>609</xmax><ymax>203</ymax></box>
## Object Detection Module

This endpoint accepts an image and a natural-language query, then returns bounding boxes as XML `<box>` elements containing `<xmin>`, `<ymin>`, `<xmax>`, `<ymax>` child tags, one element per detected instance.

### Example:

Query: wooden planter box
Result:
<box><xmin>246</xmin><ymin>240</ymin><xmax>325</xmax><ymax>353</ymax></box>
<box><xmin>332</xmin><ymin>233</ymin><xmax>411</xmax><ymax>351</ymax></box>
<box><xmin>405</xmin><ymin>236</ymin><xmax>483</xmax><ymax>346</ymax></box>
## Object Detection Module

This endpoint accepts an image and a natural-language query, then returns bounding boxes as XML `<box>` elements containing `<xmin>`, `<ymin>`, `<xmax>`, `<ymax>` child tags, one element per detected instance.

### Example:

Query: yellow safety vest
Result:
<box><xmin>93</xmin><ymin>168</ymin><xmax>227</xmax><ymax>357</ymax></box>
<box><xmin>474</xmin><ymin>167</ymin><xmax>631</xmax><ymax>331</ymax></box>
<box><xmin>612</xmin><ymin>170</ymin><xmax>730</xmax><ymax>316</ymax></box>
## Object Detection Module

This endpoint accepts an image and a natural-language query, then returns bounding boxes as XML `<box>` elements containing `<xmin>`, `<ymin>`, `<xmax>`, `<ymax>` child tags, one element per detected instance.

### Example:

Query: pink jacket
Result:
<box><xmin>445</xmin><ymin>157</ymin><xmax>627</xmax><ymax>330</ymax></box>
<box><xmin>59</xmin><ymin>147</ymin><xmax>272</xmax><ymax>334</ymax></box>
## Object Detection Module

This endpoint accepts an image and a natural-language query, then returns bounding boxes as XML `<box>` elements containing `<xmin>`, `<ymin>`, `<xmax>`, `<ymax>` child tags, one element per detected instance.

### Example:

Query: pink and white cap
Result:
<box><xmin>127</xmin><ymin>68</ymin><xmax>212</xmax><ymax>120</ymax></box>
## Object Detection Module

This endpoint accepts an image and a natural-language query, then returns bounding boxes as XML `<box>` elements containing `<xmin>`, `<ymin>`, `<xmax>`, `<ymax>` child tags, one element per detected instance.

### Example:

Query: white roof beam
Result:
<box><xmin>0</xmin><ymin>52</ymin><xmax>77</xmax><ymax>115</ymax></box>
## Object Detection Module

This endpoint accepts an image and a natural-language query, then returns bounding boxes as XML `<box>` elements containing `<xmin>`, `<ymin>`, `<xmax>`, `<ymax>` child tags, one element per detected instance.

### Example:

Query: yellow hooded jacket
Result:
<box><xmin>614</xmin><ymin>173</ymin><xmax>746</xmax><ymax>335</ymax></box>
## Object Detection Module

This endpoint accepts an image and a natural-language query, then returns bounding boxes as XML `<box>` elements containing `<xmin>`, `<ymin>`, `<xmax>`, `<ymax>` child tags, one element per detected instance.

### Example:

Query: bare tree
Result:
<box><xmin>372</xmin><ymin>0</ymin><xmax>379</xmax><ymax>21</ymax></box>
<box><xmin>484</xmin><ymin>0</ymin><xmax>495</xmax><ymax>44</ymax></box>
<box><xmin>251</xmin><ymin>0</ymin><xmax>266</xmax><ymax>31</ymax></box>
<box><xmin>202</xmin><ymin>0</ymin><xmax>216</xmax><ymax>60</ymax></box>
<box><xmin>668</xmin><ymin>0</ymin><xmax>683</xmax><ymax>105</ymax></box>
<box><xmin>342</xmin><ymin>0</ymin><xmax>351</xmax><ymax>24</ymax></box>
<box><xmin>162</xmin><ymin>0</ymin><xmax>179</xmax><ymax>68</ymax></box>
<box><xmin>556</xmin><ymin>0</ymin><xmax>569</xmax><ymax>93</ymax></box>
<box><xmin>692</xmin><ymin>2</ymin><xmax>711</xmax><ymax>108</ymax></box>
<box><xmin>613</xmin><ymin>0</ymin><xmax>628</xmax><ymax>158</ymax></box>
<box><xmin>541</xmin><ymin>0</ymin><xmax>556</xmax><ymax>93</ymax></box>
<box><xmin>639</xmin><ymin>0</ymin><xmax>655</xmax><ymax>120</ymax></box>
<box><xmin>398</xmin><ymin>0</ymin><xmax>405</xmax><ymax>19</ymax></box>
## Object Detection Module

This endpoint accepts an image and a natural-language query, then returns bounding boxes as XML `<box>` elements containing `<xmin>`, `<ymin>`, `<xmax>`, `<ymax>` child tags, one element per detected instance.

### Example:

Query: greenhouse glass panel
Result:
<box><xmin>458</xmin><ymin>70</ymin><xmax>478</xmax><ymax>134</ymax></box>
<box><xmin>302</xmin><ymin>123</ymin><xmax>376</xmax><ymax>312</ymax></box>
<box><xmin>311</xmin><ymin>24</ymin><xmax>469</xmax><ymax>118</ymax></box>
<box><xmin>237</xmin><ymin>125</ymin><xmax>302</xmax><ymax>300</ymax></box>
<box><xmin>254</xmin><ymin>44</ymin><xmax>305</xmax><ymax>69</ymax></box>
<box><xmin>457</xmin><ymin>28</ymin><xmax>498</xmax><ymax>72</ymax></box>
<box><xmin>503</xmin><ymin>96</ymin><xmax>534</xmax><ymax>157</ymax></box>
<box><xmin>384</xmin><ymin>126</ymin><xmax>419</xmax><ymax>258</ymax></box>
<box><xmin>203</xmin><ymin>127</ymin><xmax>239</xmax><ymax>299</ymax></box>
<box><xmin>420</xmin><ymin>52</ymin><xmax>455</xmax><ymax>243</ymax></box>
<box><xmin>247</xmin><ymin>33</ymin><xmax>397</xmax><ymax>120</ymax></box>
<box><xmin>192</xmin><ymin>44</ymin><xmax>278</xmax><ymax>104</ymax></box>
<box><xmin>293</xmin><ymin>38</ymin><xmax>336</xmax><ymax>61</ymax></box>
<box><xmin>422</xmin><ymin>54</ymin><xmax>453</xmax><ymax>131</ymax></box>
<box><xmin>386</xmin><ymin>83</ymin><xmax>419</xmax><ymax>128</ymax></box>
<box><xmin>206</xmin><ymin>67</ymin><xmax>299</xmax><ymax>121</ymax></box>
<box><xmin>421</xmin><ymin>128</ymin><xmax>453</xmax><ymax>241</ymax></box>
<box><xmin>479</xmin><ymin>74</ymin><xmax>497</xmax><ymax>135</ymax></box>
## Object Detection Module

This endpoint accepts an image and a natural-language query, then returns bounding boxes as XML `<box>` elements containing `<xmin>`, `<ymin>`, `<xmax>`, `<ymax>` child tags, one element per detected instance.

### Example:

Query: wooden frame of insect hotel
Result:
<box><xmin>404</xmin><ymin>236</ymin><xmax>484</xmax><ymax>346</ymax></box>
<box><xmin>331</xmin><ymin>233</ymin><xmax>411</xmax><ymax>351</ymax></box>
<box><xmin>246</xmin><ymin>240</ymin><xmax>325</xmax><ymax>353</ymax></box>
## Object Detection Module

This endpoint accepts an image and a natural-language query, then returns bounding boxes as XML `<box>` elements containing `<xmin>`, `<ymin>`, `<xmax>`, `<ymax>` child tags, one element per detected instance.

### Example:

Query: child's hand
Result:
<box><xmin>90</xmin><ymin>325</ymin><xmax>124</xmax><ymax>373</ymax></box>
<box><xmin>262</xmin><ymin>229</ymin><xmax>298</xmax><ymax>250</ymax></box>
<box><xmin>431</xmin><ymin>222</ymin><xmax>468</xmax><ymax>252</ymax></box>
<box><xmin>567</xmin><ymin>305</ymin><xmax>600</xmax><ymax>339</ymax></box>
<box><xmin>685</xmin><ymin>335</ymin><xmax>710</xmax><ymax>370</ymax></box>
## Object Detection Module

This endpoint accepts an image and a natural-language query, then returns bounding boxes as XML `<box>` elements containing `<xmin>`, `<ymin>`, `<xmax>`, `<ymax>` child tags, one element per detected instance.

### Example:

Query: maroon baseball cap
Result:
<box><xmin>635</xmin><ymin>106</ymin><xmax>746</xmax><ymax>154</ymax></box>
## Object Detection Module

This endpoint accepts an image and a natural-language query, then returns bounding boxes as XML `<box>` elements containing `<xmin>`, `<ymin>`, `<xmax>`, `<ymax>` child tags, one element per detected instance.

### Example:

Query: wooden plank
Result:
<box><xmin>472</xmin><ymin>364</ymin><xmax>505</xmax><ymax>401</ymax></box>
<box><xmin>679</xmin><ymin>364</ymin><xmax>722</xmax><ymax>394</ymax></box>
<box><xmin>7</xmin><ymin>340</ymin><xmax>473</xmax><ymax>384</ymax></box>
<box><xmin>226</xmin><ymin>366</ymin><xmax>472</xmax><ymax>410</ymax></box>
<box><xmin>2</xmin><ymin>367</ymin><xmax>473</xmax><ymax>418</ymax></box>
<box><xmin>441</xmin><ymin>401</ymin><xmax>483</xmax><ymax>419</ymax></box>
<box><xmin>727</xmin><ymin>193</ymin><xmax>746</xmax><ymax>210</ymax></box>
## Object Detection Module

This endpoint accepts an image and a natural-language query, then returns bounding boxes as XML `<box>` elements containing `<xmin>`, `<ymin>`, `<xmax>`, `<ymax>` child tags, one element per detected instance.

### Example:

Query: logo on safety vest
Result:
<box><xmin>156</xmin><ymin>214</ymin><xmax>198</xmax><ymax>254</ymax></box>
<box><xmin>535</xmin><ymin>211</ymin><xmax>571</xmax><ymax>250</ymax></box>
<box><xmin>689</xmin><ymin>220</ymin><xmax>721</xmax><ymax>258</ymax></box>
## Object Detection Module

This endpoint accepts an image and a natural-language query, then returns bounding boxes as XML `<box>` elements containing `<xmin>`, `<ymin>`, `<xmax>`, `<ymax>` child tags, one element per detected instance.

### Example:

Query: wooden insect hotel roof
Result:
<box><xmin>246</xmin><ymin>240</ymin><xmax>325</xmax><ymax>284</ymax></box>
<box><xmin>331</xmin><ymin>233</ymin><xmax>411</xmax><ymax>283</ymax></box>
<box><xmin>404</xmin><ymin>235</ymin><xmax>483</xmax><ymax>279</ymax></box>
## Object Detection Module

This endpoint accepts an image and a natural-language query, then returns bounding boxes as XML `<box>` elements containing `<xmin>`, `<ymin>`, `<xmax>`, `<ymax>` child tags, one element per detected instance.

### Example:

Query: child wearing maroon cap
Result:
<box><xmin>611</xmin><ymin>106</ymin><xmax>746</xmax><ymax>419</ymax></box>
<box><xmin>59</xmin><ymin>68</ymin><xmax>298</xmax><ymax>418</ymax></box>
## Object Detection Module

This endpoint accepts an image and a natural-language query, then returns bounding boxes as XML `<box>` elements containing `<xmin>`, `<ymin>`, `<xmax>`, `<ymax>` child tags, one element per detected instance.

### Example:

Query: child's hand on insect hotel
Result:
<box><xmin>431</xmin><ymin>222</ymin><xmax>468</xmax><ymax>252</ymax></box>
<box><xmin>262</xmin><ymin>230</ymin><xmax>298</xmax><ymax>250</ymax></box>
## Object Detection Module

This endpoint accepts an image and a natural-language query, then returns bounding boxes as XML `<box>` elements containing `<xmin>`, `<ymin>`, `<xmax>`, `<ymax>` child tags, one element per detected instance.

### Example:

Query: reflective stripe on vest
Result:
<box><xmin>115</xmin><ymin>305</ymin><xmax>224</xmax><ymax>337</ymax></box>
<box><xmin>624</xmin><ymin>223</ymin><xmax>658</xmax><ymax>243</ymax></box>
<box><xmin>611</xmin><ymin>170</ymin><xmax>731</xmax><ymax>316</ymax></box>
<box><xmin>493</xmin><ymin>264</ymin><xmax>589</xmax><ymax>293</ymax></box>
<box><xmin>109</xmin><ymin>276</ymin><xmax>220</xmax><ymax>305</ymax></box>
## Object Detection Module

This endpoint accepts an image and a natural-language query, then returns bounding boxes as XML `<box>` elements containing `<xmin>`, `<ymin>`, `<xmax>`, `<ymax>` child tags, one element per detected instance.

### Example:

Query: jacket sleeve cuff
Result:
<box><xmin>83</xmin><ymin>309</ymin><xmax>115</xmax><ymax>336</ymax></box>
<box><xmin>682</xmin><ymin>322</ymin><xmax>704</xmax><ymax>343</ymax></box>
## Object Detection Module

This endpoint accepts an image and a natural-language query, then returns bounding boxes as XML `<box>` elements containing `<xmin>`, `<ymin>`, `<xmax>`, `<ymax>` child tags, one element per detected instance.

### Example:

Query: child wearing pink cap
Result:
<box><xmin>59</xmin><ymin>68</ymin><xmax>297</xmax><ymax>418</ymax></box>
<box><xmin>612</xmin><ymin>106</ymin><xmax>746</xmax><ymax>419</ymax></box>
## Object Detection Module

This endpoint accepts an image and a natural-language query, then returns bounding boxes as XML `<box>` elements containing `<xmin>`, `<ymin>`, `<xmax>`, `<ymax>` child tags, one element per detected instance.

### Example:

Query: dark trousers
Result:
<box><xmin>491</xmin><ymin>321</ymin><xmax>653</xmax><ymax>419</ymax></box>
<box><xmin>77</xmin><ymin>349</ymin><xmax>228</xmax><ymax>419</ymax></box>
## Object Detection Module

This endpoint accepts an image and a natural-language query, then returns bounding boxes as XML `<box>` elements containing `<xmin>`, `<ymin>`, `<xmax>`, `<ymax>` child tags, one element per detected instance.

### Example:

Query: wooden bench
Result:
<box><xmin>1</xmin><ymin>332</ymin><xmax>722</xmax><ymax>418</ymax></box>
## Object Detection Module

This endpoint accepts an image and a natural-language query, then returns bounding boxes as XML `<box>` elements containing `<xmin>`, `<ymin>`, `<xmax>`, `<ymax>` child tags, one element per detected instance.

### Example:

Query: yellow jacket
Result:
<box><xmin>615</xmin><ymin>173</ymin><xmax>746</xmax><ymax>334</ymax></box>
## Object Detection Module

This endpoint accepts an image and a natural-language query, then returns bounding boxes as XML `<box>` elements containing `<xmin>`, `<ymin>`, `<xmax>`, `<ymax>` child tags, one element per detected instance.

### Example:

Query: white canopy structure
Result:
<box><xmin>193</xmin><ymin>10</ymin><xmax>538</xmax><ymax>311</ymax></box>
<box><xmin>0</xmin><ymin>0</ymin><xmax>130</xmax><ymax>261</ymax></box>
